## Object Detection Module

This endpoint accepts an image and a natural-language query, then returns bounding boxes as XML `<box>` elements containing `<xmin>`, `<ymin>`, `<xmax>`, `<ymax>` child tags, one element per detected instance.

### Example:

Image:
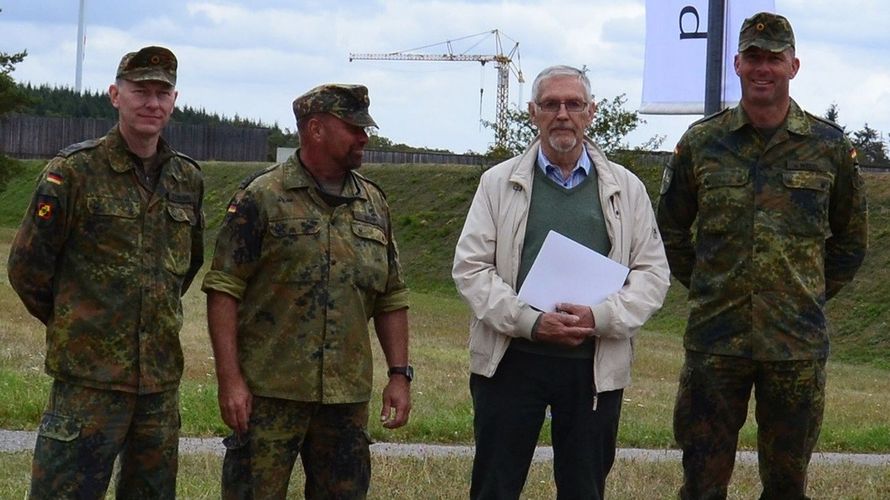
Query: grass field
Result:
<box><xmin>0</xmin><ymin>451</ymin><xmax>888</xmax><ymax>499</ymax></box>
<box><xmin>1</xmin><ymin>160</ymin><xmax>889</xmax><ymax>497</ymax></box>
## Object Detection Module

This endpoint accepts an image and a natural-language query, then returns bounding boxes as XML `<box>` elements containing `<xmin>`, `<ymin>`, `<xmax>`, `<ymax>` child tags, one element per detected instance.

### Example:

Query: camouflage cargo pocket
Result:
<box><xmin>165</xmin><ymin>203</ymin><xmax>197</xmax><ymax>275</ymax></box>
<box><xmin>350</xmin><ymin>220</ymin><xmax>389</xmax><ymax>292</ymax></box>
<box><xmin>698</xmin><ymin>169</ymin><xmax>749</xmax><ymax>234</ymax></box>
<box><xmin>267</xmin><ymin>217</ymin><xmax>324</xmax><ymax>283</ymax></box>
<box><xmin>37</xmin><ymin>412</ymin><xmax>81</xmax><ymax>442</ymax></box>
<box><xmin>84</xmin><ymin>194</ymin><xmax>140</xmax><ymax>266</ymax></box>
<box><xmin>781</xmin><ymin>170</ymin><xmax>831</xmax><ymax>236</ymax></box>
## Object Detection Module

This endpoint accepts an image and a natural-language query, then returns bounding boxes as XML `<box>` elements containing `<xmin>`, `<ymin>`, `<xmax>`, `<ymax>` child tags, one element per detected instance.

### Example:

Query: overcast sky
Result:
<box><xmin>1</xmin><ymin>0</ymin><xmax>888</xmax><ymax>154</ymax></box>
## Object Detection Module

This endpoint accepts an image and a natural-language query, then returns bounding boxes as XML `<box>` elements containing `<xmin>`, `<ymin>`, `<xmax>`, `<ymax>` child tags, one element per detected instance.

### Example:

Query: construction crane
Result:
<box><xmin>349</xmin><ymin>29</ymin><xmax>524</xmax><ymax>147</ymax></box>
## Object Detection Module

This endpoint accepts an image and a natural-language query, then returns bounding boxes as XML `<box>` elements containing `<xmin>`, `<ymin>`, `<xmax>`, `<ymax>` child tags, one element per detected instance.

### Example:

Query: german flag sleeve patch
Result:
<box><xmin>46</xmin><ymin>172</ymin><xmax>64</xmax><ymax>185</ymax></box>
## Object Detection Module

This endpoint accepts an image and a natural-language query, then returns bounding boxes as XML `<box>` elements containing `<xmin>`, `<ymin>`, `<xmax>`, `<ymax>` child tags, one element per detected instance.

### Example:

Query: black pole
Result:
<box><xmin>704</xmin><ymin>0</ymin><xmax>726</xmax><ymax>115</ymax></box>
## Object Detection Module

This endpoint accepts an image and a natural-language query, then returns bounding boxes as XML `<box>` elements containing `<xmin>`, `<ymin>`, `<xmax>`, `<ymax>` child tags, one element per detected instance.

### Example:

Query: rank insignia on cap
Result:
<box><xmin>46</xmin><ymin>172</ymin><xmax>64</xmax><ymax>185</ymax></box>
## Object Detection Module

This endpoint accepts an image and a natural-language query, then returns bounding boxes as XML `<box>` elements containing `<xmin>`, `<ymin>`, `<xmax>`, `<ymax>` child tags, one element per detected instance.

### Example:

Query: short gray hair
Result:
<box><xmin>530</xmin><ymin>65</ymin><xmax>592</xmax><ymax>103</ymax></box>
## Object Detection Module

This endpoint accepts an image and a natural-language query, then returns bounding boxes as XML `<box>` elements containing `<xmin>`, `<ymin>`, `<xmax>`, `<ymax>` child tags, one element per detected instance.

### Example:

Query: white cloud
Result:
<box><xmin>1</xmin><ymin>0</ymin><xmax>889</xmax><ymax>153</ymax></box>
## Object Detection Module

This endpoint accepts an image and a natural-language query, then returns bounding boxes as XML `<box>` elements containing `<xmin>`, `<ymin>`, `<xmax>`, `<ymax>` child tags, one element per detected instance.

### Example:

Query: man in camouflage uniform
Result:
<box><xmin>7</xmin><ymin>46</ymin><xmax>204</xmax><ymax>499</ymax></box>
<box><xmin>657</xmin><ymin>12</ymin><xmax>867</xmax><ymax>500</ymax></box>
<box><xmin>203</xmin><ymin>83</ymin><xmax>412</xmax><ymax>499</ymax></box>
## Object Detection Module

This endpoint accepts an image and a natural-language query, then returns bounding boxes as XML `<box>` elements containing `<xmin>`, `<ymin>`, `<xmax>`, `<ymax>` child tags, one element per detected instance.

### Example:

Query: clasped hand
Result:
<box><xmin>532</xmin><ymin>302</ymin><xmax>595</xmax><ymax>347</ymax></box>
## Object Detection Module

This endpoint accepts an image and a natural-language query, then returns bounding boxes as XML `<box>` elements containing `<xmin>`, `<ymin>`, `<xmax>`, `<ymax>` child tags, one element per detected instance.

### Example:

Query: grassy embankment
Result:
<box><xmin>0</xmin><ymin>159</ymin><xmax>888</xmax><ymax>497</ymax></box>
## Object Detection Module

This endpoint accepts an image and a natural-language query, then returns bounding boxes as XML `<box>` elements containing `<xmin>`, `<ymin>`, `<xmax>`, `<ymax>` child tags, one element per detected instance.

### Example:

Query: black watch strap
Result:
<box><xmin>387</xmin><ymin>365</ymin><xmax>414</xmax><ymax>382</ymax></box>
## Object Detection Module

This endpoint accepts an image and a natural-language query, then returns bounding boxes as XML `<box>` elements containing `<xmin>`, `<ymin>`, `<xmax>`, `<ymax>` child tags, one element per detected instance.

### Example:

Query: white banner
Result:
<box><xmin>640</xmin><ymin>0</ymin><xmax>775</xmax><ymax>114</ymax></box>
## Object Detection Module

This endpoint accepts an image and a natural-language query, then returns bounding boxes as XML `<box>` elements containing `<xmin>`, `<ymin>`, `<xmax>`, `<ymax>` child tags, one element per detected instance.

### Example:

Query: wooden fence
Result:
<box><xmin>364</xmin><ymin>149</ymin><xmax>485</xmax><ymax>166</ymax></box>
<box><xmin>275</xmin><ymin>147</ymin><xmax>485</xmax><ymax>166</ymax></box>
<box><xmin>0</xmin><ymin>115</ymin><xmax>270</xmax><ymax>161</ymax></box>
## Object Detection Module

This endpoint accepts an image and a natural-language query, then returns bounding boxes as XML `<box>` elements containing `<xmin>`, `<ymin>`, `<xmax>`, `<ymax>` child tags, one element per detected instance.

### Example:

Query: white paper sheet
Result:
<box><xmin>518</xmin><ymin>230</ymin><xmax>630</xmax><ymax>312</ymax></box>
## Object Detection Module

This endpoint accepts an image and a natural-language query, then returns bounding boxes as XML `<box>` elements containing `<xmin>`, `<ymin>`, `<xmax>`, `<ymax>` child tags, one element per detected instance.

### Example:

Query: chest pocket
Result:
<box><xmin>698</xmin><ymin>169</ymin><xmax>750</xmax><ymax>234</ymax></box>
<box><xmin>350</xmin><ymin>220</ymin><xmax>389</xmax><ymax>293</ymax></box>
<box><xmin>781</xmin><ymin>170</ymin><xmax>832</xmax><ymax>236</ymax></box>
<box><xmin>165</xmin><ymin>203</ymin><xmax>198</xmax><ymax>275</ymax></box>
<box><xmin>84</xmin><ymin>195</ymin><xmax>141</xmax><ymax>264</ymax></box>
<box><xmin>266</xmin><ymin>217</ymin><xmax>325</xmax><ymax>283</ymax></box>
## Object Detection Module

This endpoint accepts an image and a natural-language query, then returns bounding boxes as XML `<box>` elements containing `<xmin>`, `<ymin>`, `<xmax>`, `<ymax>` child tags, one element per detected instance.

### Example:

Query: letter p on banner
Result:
<box><xmin>640</xmin><ymin>0</ymin><xmax>775</xmax><ymax>115</ymax></box>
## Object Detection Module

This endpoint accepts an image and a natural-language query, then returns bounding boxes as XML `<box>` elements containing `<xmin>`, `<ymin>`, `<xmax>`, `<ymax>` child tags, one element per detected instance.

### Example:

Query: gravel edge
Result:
<box><xmin>1</xmin><ymin>430</ymin><xmax>889</xmax><ymax>465</ymax></box>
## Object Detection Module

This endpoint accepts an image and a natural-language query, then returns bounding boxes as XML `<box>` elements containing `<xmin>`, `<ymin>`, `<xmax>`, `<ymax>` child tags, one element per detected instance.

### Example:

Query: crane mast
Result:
<box><xmin>349</xmin><ymin>29</ymin><xmax>524</xmax><ymax>148</ymax></box>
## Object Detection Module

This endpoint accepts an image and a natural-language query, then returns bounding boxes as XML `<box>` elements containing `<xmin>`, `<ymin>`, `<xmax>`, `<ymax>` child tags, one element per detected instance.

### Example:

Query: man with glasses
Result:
<box><xmin>453</xmin><ymin>65</ymin><xmax>670</xmax><ymax>499</ymax></box>
<box><xmin>203</xmin><ymin>83</ymin><xmax>412</xmax><ymax>498</ymax></box>
<box><xmin>8</xmin><ymin>46</ymin><xmax>203</xmax><ymax>498</ymax></box>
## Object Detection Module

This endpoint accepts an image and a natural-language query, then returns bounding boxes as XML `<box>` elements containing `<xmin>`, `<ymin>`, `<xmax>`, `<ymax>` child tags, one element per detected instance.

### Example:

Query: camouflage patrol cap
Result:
<box><xmin>739</xmin><ymin>12</ymin><xmax>795</xmax><ymax>53</ymax></box>
<box><xmin>116</xmin><ymin>46</ymin><xmax>177</xmax><ymax>86</ymax></box>
<box><xmin>292</xmin><ymin>84</ymin><xmax>378</xmax><ymax>128</ymax></box>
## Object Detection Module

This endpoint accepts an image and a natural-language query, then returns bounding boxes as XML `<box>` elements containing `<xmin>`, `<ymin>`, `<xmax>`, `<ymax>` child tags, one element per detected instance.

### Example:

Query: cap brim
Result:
<box><xmin>340</xmin><ymin>111</ymin><xmax>378</xmax><ymax>128</ymax></box>
<box><xmin>120</xmin><ymin>68</ymin><xmax>176</xmax><ymax>86</ymax></box>
<box><xmin>739</xmin><ymin>40</ymin><xmax>793</xmax><ymax>53</ymax></box>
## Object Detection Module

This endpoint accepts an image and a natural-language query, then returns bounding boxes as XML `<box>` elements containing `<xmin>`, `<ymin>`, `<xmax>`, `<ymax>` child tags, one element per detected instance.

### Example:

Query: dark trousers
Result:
<box><xmin>674</xmin><ymin>351</ymin><xmax>826</xmax><ymax>500</ymax></box>
<box><xmin>470</xmin><ymin>348</ymin><xmax>623</xmax><ymax>500</ymax></box>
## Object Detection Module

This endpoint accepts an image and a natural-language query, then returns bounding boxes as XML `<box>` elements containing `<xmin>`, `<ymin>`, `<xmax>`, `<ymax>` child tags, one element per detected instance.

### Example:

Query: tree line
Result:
<box><xmin>12</xmin><ymin>82</ymin><xmax>458</xmax><ymax>157</ymax></box>
<box><xmin>17</xmin><ymin>82</ymin><xmax>269</xmax><ymax>128</ymax></box>
<box><xmin>0</xmin><ymin>10</ymin><xmax>27</xmax><ymax>192</ymax></box>
<box><xmin>825</xmin><ymin>103</ymin><xmax>889</xmax><ymax>165</ymax></box>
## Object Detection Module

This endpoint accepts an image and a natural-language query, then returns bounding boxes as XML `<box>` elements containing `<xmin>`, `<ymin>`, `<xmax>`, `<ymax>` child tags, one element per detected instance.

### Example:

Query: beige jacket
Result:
<box><xmin>452</xmin><ymin>138</ymin><xmax>670</xmax><ymax>393</ymax></box>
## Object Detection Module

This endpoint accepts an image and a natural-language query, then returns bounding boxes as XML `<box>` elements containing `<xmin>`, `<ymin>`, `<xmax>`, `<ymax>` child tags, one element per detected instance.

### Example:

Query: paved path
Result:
<box><xmin>2</xmin><ymin>430</ymin><xmax>889</xmax><ymax>466</ymax></box>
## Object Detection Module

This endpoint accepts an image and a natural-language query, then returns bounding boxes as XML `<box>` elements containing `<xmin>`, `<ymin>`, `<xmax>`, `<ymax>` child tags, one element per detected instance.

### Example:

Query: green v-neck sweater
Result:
<box><xmin>512</xmin><ymin>165</ymin><xmax>611</xmax><ymax>358</ymax></box>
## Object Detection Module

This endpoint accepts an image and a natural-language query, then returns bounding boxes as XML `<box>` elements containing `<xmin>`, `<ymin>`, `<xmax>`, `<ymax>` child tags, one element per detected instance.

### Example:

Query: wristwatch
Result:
<box><xmin>387</xmin><ymin>365</ymin><xmax>414</xmax><ymax>382</ymax></box>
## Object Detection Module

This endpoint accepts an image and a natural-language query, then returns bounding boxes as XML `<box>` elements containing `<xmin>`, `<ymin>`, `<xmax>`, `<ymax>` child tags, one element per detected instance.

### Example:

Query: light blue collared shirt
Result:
<box><xmin>536</xmin><ymin>146</ymin><xmax>591</xmax><ymax>189</ymax></box>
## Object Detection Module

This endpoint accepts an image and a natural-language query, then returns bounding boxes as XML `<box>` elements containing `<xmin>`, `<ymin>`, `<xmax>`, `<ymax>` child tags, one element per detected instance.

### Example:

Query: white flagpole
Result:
<box><xmin>75</xmin><ymin>0</ymin><xmax>85</xmax><ymax>92</ymax></box>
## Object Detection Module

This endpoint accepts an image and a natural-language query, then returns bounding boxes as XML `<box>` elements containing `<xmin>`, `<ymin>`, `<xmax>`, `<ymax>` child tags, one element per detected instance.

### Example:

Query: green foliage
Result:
<box><xmin>265</xmin><ymin>125</ymin><xmax>299</xmax><ymax>161</ymax></box>
<box><xmin>180</xmin><ymin>379</ymin><xmax>228</xmax><ymax>436</ymax></box>
<box><xmin>822</xmin><ymin>104</ymin><xmax>888</xmax><ymax>165</ymax></box>
<box><xmin>824</xmin><ymin>103</ymin><xmax>844</xmax><ymax>130</ymax></box>
<box><xmin>482</xmin><ymin>107</ymin><xmax>537</xmax><ymax>159</ymax></box>
<box><xmin>0</xmin><ymin>43</ymin><xmax>28</xmax><ymax>116</ymax></box>
<box><xmin>0</xmin><ymin>32</ymin><xmax>29</xmax><ymax>194</ymax></box>
<box><xmin>587</xmin><ymin>94</ymin><xmax>664</xmax><ymax>153</ymax></box>
<box><xmin>367</xmin><ymin>133</ymin><xmax>453</xmax><ymax>154</ymax></box>
<box><xmin>0</xmin><ymin>155</ymin><xmax>23</xmax><ymax>196</ymax></box>
<box><xmin>0</xmin><ymin>370</ymin><xmax>47</xmax><ymax>429</ymax></box>
<box><xmin>16</xmin><ymin>83</ymin><xmax>270</xmax><ymax>128</ymax></box>
<box><xmin>482</xmin><ymin>143</ymin><xmax>515</xmax><ymax>165</ymax></box>
<box><xmin>360</xmin><ymin>164</ymin><xmax>482</xmax><ymax>293</ymax></box>
<box><xmin>17</xmin><ymin>83</ymin><xmax>113</xmax><ymax>119</ymax></box>
<box><xmin>0</xmin><ymin>160</ymin><xmax>42</xmax><ymax>227</ymax></box>
<box><xmin>483</xmin><ymin>94</ymin><xmax>664</xmax><ymax>158</ymax></box>
<box><xmin>851</xmin><ymin>123</ymin><xmax>888</xmax><ymax>165</ymax></box>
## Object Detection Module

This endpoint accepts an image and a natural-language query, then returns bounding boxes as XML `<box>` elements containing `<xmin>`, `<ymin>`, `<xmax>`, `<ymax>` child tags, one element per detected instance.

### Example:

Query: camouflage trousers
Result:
<box><xmin>221</xmin><ymin>397</ymin><xmax>371</xmax><ymax>500</ymax></box>
<box><xmin>29</xmin><ymin>380</ymin><xmax>180</xmax><ymax>500</ymax></box>
<box><xmin>673</xmin><ymin>351</ymin><xmax>826</xmax><ymax>500</ymax></box>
